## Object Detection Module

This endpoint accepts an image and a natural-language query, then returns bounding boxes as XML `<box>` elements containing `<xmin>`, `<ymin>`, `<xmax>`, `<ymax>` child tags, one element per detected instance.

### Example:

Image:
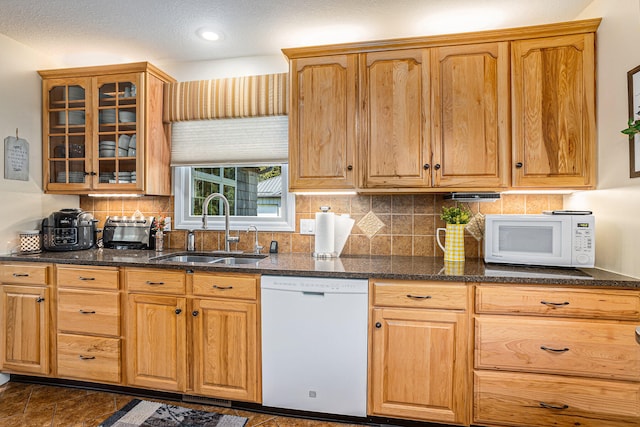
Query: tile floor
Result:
<box><xmin>0</xmin><ymin>381</ymin><xmax>362</xmax><ymax>427</ymax></box>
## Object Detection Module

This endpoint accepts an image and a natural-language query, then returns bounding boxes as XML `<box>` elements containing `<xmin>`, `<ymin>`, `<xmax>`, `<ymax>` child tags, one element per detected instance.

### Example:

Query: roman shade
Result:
<box><xmin>165</xmin><ymin>73</ymin><xmax>289</xmax><ymax>165</ymax></box>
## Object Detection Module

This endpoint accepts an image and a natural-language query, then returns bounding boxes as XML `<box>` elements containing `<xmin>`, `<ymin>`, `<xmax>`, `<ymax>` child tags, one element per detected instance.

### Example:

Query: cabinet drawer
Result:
<box><xmin>372</xmin><ymin>280</ymin><xmax>468</xmax><ymax>310</ymax></box>
<box><xmin>126</xmin><ymin>268</ymin><xmax>185</xmax><ymax>294</ymax></box>
<box><xmin>475</xmin><ymin>316</ymin><xmax>640</xmax><ymax>381</ymax></box>
<box><xmin>57</xmin><ymin>265</ymin><xmax>119</xmax><ymax>290</ymax></box>
<box><xmin>193</xmin><ymin>273</ymin><xmax>258</xmax><ymax>300</ymax></box>
<box><xmin>57</xmin><ymin>289</ymin><xmax>120</xmax><ymax>336</ymax></box>
<box><xmin>57</xmin><ymin>334</ymin><xmax>121</xmax><ymax>384</ymax></box>
<box><xmin>476</xmin><ymin>285</ymin><xmax>640</xmax><ymax>320</ymax></box>
<box><xmin>474</xmin><ymin>370</ymin><xmax>640</xmax><ymax>427</ymax></box>
<box><xmin>0</xmin><ymin>263</ymin><xmax>49</xmax><ymax>285</ymax></box>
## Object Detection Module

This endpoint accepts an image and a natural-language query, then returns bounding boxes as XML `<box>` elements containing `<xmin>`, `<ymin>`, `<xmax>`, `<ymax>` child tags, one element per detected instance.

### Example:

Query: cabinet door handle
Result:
<box><xmin>423</xmin><ymin>164</ymin><xmax>430</xmax><ymax>170</ymax></box>
<box><xmin>407</xmin><ymin>294</ymin><xmax>432</xmax><ymax>300</ymax></box>
<box><xmin>146</xmin><ymin>281</ymin><xmax>165</xmax><ymax>285</ymax></box>
<box><xmin>36</xmin><ymin>297</ymin><xmax>45</xmax><ymax>303</ymax></box>
<box><xmin>540</xmin><ymin>345</ymin><xmax>570</xmax><ymax>353</ymax></box>
<box><xmin>79</xmin><ymin>310</ymin><xmax>96</xmax><ymax>314</ymax></box>
<box><xmin>79</xmin><ymin>355</ymin><xmax>96</xmax><ymax>360</ymax></box>
<box><xmin>515</xmin><ymin>162</ymin><xmax>524</xmax><ymax>168</ymax></box>
<box><xmin>375</xmin><ymin>322</ymin><xmax>382</xmax><ymax>328</ymax></box>
<box><xmin>212</xmin><ymin>285</ymin><xmax>233</xmax><ymax>290</ymax></box>
<box><xmin>434</xmin><ymin>164</ymin><xmax>441</xmax><ymax>170</ymax></box>
<box><xmin>192</xmin><ymin>310</ymin><xmax>199</xmax><ymax>317</ymax></box>
<box><xmin>539</xmin><ymin>402</ymin><xmax>568</xmax><ymax>410</ymax></box>
<box><xmin>79</xmin><ymin>276</ymin><xmax>95</xmax><ymax>281</ymax></box>
<box><xmin>12</xmin><ymin>273</ymin><xmax>29</xmax><ymax>277</ymax></box>
<box><xmin>347</xmin><ymin>165</ymin><xmax>353</xmax><ymax>171</ymax></box>
<box><xmin>175</xmin><ymin>308</ymin><xmax>182</xmax><ymax>315</ymax></box>
<box><xmin>540</xmin><ymin>300</ymin><xmax>569</xmax><ymax>307</ymax></box>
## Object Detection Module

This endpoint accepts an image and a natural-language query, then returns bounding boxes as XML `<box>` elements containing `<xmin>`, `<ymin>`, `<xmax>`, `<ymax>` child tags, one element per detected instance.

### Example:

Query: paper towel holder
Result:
<box><xmin>313</xmin><ymin>206</ymin><xmax>337</xmax><ymax>258</ymax></box>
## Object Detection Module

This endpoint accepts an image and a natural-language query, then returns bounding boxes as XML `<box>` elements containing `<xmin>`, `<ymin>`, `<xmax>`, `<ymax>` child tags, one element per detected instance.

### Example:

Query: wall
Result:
<box><xmin>567</xmin><ymin>0</ymin><xmax>640</xmax><ymax>278</ymax></box>
<box><xmin>80</xmin><ymin>193</ymin><xmax>562</xmax><ymax>257</ymax></box>
<box><xmin>0</xmin><ymin>34</ymin><xmax>77</xmax><ymax>254</ymax></box>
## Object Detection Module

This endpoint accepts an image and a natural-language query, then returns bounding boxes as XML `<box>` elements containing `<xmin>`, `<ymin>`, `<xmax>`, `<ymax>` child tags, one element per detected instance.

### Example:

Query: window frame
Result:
<box><xmin>173</xmin><ymin>164</ymin><xmax>295</xmax><ymax>232</ymax></box>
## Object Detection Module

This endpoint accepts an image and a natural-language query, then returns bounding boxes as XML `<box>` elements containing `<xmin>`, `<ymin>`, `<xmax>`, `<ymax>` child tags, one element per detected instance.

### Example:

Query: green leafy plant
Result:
<box><xmin>441</xmin><ymin>204</ymin><xmax>472</xmax><ymax>225</ymax></box>
<box><xmin>621</xmin><ymin>110</ymin><xmax>640</xmax><ymax>136</ymax></box>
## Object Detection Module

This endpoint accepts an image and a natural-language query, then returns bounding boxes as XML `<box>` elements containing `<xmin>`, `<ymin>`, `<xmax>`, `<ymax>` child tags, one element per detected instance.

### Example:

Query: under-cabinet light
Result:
<box><xmin>293</xmin><ymin>191</ymin><xmax>358</xmax><ymax>196</ymax></box>
<box><xmin>88</xmin><ymin>193</ymin><xmax>143</xmax><ymax>198</ymax></box>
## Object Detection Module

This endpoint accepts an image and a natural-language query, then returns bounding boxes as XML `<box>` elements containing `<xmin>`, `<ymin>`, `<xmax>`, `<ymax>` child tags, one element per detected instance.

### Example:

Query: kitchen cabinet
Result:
<box><xmin>474</xmin><ymin>285</ymin><xmax>640</xmax><ymax>427</ymax></box>
<box><xmin>38</xmin><ymin>62</ymin><xmax>175</xmax><ymax>195</ymax></box>
<box><xmin>284</xmin><ymin>19</ymin><xmax>599</xmax><ymax>193</ymax></box>
<box><xmin>125</xmin><ymin>268</ymin><xmax>187</xmax><ymax>392</ymax></box>
<box><xmin>124</xmin><ymin>267</ymin><xmax>261</xmax><ymax>402</ymax></box>
<box><xmin>287</xmin><ymin>55</ymin><xmax>358</xmax><ymax>191</ymax></box>
<box><xmin>511</xmin><ymin>34</ymin><xmax>596</xmax><ymax>188</ymax></box>
<box><xmin>56</xmin><ymin>265</ymin><xmax>121</xmax><ymax>384</ymax></box>
<box><xmin>369</xmin><ymin>279</ymin><xmax>471</xmax><ymax>425</ymax></box>
<box><xmin>192</xmin><ymin>272</ymin><xmax>260</xmax><ymax>402</ymax></box>
<box><xmin>360</xmin><ymin>43</ymin><xmax>509</xmax><ymax>190</ymax></box>
<box><xmin>0</xmin><ymin>263</ymin><xmax>51</xmax><ymax>376</ymax></box>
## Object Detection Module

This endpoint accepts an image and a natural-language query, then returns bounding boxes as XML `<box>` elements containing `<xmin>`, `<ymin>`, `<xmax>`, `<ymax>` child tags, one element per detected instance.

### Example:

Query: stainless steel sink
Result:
<box><xmin>151</xmin><ymin>252</ymin><xmax>266</xmax><ymax>265</ymax></box>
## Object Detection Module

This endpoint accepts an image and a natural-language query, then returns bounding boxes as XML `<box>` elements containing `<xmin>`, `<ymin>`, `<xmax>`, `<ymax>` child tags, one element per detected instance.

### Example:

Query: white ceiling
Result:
<box><xmin>0</xmin><ymin>0</ymin><xmax>594</xmax><ymax>66</ymax></box>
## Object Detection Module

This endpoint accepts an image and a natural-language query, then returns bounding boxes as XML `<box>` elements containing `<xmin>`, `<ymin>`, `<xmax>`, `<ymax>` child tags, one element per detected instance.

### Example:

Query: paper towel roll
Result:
<box><xmin>314</xmin><ymin>210</ymin><xmax>336</xmax><ymax>257</ymax></box>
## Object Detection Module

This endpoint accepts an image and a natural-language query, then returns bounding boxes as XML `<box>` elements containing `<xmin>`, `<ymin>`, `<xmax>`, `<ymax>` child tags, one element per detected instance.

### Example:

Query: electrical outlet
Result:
<box><xmin>300</xmin><ymin>219</ymin><xmax>315</xmax><ymax>235</ymax></box>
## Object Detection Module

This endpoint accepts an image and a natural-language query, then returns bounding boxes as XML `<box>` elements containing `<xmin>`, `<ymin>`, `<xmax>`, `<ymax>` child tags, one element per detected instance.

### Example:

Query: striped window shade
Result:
<box><xmin>165</xmin><ymin>73</ymin><xmax>290</xmax><ymax>165</ymax></box>
<box><xmin>164</xmin><ymin>73</ymin><xmax>288</xmax><ymax>121</ymax></box>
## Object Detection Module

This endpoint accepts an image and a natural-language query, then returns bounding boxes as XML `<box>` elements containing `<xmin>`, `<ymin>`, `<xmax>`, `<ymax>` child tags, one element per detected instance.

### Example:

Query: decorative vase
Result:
<box><xmin>155</xmin><ymin>230</ymin><xmax>164</xmax><ymax>251</ymax></box>
<box><xmin>436</xmin><ymin>223</ymin><xmax>466</xmax><ymax>262</ymax></box>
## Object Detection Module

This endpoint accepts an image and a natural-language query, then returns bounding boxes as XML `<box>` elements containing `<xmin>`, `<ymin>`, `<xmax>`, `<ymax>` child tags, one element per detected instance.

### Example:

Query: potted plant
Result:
<box><xmin>437</xmin><ymin>204</ymin><xmax>472</xmax><ymax>262</ymax></box>
<box><xmin>621</xmin><ymin>116</ymin><xmax>640</xmax><ymax>136</ymax></box>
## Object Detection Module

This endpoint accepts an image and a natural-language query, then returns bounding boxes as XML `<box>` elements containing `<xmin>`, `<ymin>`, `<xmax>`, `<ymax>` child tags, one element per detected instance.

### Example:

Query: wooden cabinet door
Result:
<box><xmin>0</xmin><ymin>285</ymin><xmax>49</xmax><ymax>375</ymax></box>
<box><xmin>511</xmin><ymin>33</ymin><xmax>596</xmax><ymax>188</ymax></box>
<box><xmin>361</xmin><ymin>49</ymin><xmax>432</xmax><ymax>189</ymax></box>
<box><xmin>126</xmin><ymin>294</ymin><xmax>186</xmax><ymax>392</ymax></box>
<box><xmin>431</xmin><ymin>42</ymin><xmax>509</xmax><ymax>189</ymax></box>
<box><xmin>370</xmin><ymin>307</ymin><xmax>469</xmax><ymax>424</ymax></box>
<box><xmin>192</xmin><ymin>298</ymin><xmax>259</xmax><ymax>402</ymax></box>
<box><xmin>288</xmin><ymin>55</ymin><xmax>357</xmax><ymax>191</ymax></box>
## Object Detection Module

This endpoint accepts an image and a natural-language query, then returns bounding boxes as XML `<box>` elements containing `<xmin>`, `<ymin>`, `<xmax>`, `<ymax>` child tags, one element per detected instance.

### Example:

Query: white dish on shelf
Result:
<box><xmin>118</xmin><ymin>134</ymin><xmax>131</xmax><ymax>149</ymax></box>
<box><xmin>99</xmin><ymin>109</ymin><xmax>116</xmax><ymax>124</ymax></box>
<box><xmin>119</xmin><ymin>111</ymin><xmax>136</xmax><ymax>122</ymax></box>
<box><xmin>100</xmin><ymin>149</ymin><xmax>116</xmax><ymax>157</ymax></box>
<box><xmin>129</xmin><ymin>134</ymin><xmax>136</xmax><ymax>148</ymax></box>
<box><xmin>128</xmin><ymin>148</ymin><xmax>136</xmax><ymax>156</ymax></box>
<box><xmin>58</xmin><ymin>110</ymin><xmax>85</xmax><ymax>125</ymax></box>
<box><xmin>118</xmin><ymin>148</ymin><xmax>129</xmax><ymax>156</ymax></box>
<box><xmin>100</xmin><ymin>140</ymin><xmax>116</xmax><ymax>147</ymax></box>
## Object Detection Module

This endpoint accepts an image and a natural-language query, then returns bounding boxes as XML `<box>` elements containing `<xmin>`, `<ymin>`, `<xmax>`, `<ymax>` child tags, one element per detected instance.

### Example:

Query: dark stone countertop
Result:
<box><xmin>0</xmin><ymin>248</ymin><xmax>638</xmax><ymax>288</ymax></box>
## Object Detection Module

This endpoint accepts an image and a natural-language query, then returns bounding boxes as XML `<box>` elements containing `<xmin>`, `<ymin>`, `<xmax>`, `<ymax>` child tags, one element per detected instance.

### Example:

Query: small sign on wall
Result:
<box><xmin>4</xmin><ymin>135</ymin><xmax>29</xmax><ymax>181</ymax></box>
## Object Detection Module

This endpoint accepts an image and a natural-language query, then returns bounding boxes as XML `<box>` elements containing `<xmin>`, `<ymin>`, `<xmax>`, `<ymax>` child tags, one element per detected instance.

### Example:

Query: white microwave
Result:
<box><xmin>484</xmin><ymin>214</ymin><xmax>595</xmax><ymax>268</ymax></box>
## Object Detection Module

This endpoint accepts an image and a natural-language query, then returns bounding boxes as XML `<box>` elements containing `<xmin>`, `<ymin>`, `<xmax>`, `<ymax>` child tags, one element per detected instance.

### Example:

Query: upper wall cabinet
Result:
<box><xmin>283</xmin><ymin>18</ymin><xmax>600</xmax><ymax>193</ymax></box>
<box><xmin>287</xmin><ymin>55</ymin><xmax>358</xmax><ymax>192</ymax></box>
<box><xmin>38</xmin><ymin>62</ymin><xmax>176</xmax><ymax>195</ymax></box>
<box><xmin>511</xmin><ymin>34</ymin><xmax>596</xmax><ymax>188</ymax></box>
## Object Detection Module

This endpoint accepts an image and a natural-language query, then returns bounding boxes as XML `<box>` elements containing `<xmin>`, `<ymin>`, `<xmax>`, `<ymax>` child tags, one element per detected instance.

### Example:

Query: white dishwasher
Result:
<box><xmin>261</xmin><ymin>275</ymin><xmax>368</xmax><ymax>417</ymax></box>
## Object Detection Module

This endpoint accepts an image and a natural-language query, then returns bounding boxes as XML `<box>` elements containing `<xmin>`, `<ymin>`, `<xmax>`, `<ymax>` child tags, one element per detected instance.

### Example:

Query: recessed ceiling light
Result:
<box><xmin>197</xmin><ymin>28</ymin><xmax>221</xmax><ymax>41</ymax></box>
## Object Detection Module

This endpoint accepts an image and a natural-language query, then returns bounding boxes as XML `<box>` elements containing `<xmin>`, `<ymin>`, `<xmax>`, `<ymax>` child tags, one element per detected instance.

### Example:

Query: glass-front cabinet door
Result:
<box><xmin>44</xmin><ymin>77</ymin><xmax>92</xmax><ymax>191</ymax></box>
<box><xmin>94</xmin><ymin>73</ymin><xmax>142</xmax><ymax>190</ymax></box>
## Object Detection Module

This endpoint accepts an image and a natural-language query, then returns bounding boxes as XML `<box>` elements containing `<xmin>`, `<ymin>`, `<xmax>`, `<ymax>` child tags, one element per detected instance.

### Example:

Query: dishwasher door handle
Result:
<box><xmin>302</xmin><ymin>291</ymin><xmax>325</xmax><ymax>296</ymax></box>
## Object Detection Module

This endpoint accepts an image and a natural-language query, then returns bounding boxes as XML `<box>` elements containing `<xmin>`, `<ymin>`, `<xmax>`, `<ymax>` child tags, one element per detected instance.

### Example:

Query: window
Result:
<box><xmin>174</xmin><ymin>164</ymin><xmax>295</xmax><ymax>231</ymax></box>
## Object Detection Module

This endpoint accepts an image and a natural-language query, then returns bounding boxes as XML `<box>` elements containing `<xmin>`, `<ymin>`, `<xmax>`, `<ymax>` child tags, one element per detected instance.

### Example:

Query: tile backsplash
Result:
<box><xmin>80</xmin><ymin>193</ymin><xmax>563</xmax><ymax>258</ymax></box>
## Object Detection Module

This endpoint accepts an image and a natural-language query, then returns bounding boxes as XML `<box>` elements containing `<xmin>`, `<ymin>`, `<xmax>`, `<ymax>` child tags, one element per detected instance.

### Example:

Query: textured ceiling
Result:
<box><xmin>0</xmin><ymin>0</ymin><xmax>594</xmax><ymax>66</ymax></box>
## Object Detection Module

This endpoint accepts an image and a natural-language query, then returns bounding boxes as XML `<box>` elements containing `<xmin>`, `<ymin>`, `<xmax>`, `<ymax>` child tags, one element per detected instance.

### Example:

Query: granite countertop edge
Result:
<box><xmin>1</xmin><ymin>249</ymin><xmax>638</xmax><ymax>289</ymax></box>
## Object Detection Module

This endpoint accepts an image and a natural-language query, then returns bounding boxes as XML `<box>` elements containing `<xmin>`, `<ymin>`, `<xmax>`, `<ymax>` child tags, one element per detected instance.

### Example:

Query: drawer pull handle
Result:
<box><xmin>79</xmin><ymin>276</ymin><xmax>95</xmax><ymax>281</ymax></box>
<box><xmin>213</xmin><ymin>285</ymin><xmax>233</xmax><ymax>290</ymax></box>
<box><xmin>540</xmin><ymin>300</ymin><xmax>569</xmax><ymax>307</ymax></box>
<box><xmin>407</xmin><ymin>294</ymin><xmax>432</xmax><ymax>300</ymax></box>
<box><xmin>79</xmin><ymin>310</ymin><xmax>96</xmax><ymax>314</ymax></box>
<box><xmin>36</xmin><ymin>297</ymin><xmax>45</xmax><ymax>303</ymax></box>
<box><xmin>12</xmin><ymin>273</ymin><xmax>29</xmax><ymax>277</ymax></box>
<box><xmin>79</xmin><ymin>355</ymin><xmax>96</xmax><ymax>360</ymax></box>
<box><xmin>540</xmin><ymin>345</ymin><xmax>570</xmax><ymax>353</ymax></box>
<box><xmin>146</xmin><ymin>281</ymin><xmax>165</xmax><ymax>285</ymax></box>
<box><xmin>539</xmin><ymin>402</ymin><xmax>568</xmax><ymax>410</ymax></box>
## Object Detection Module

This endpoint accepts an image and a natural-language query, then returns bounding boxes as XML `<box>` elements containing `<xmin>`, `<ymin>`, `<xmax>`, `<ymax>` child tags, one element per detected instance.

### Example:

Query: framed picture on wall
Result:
<box><xmin>627</xmin><ymin>64</ymin><xmax>640</xmax><ymax>178</ymax></box>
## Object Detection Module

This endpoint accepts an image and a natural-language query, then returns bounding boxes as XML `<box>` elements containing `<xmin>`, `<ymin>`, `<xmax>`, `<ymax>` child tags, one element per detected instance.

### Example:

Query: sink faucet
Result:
<box><xmin>201</xmin><ymin>193</ymin><xmax>239</xmax><ymax>252</ymax></box>
<box><xmin>246</xmin><ymin>225</ymin><xmax>263</xmax><ymax>254</ymax></box>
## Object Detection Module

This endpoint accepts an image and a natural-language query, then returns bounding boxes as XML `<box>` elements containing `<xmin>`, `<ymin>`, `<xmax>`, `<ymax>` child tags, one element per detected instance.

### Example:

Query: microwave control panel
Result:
<box><xmin>572</xmin><ymin>218</ymin><xmax>595</xmax><ymax>265</ymax></box>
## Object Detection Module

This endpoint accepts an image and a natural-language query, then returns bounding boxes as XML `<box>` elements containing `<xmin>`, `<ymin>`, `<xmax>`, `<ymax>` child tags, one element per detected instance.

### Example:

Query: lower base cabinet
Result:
<box><xmin>475</xmin><ymin>370</ymin><xmax>640</xmax><ymax>427</ymax></box>
<box><xmin>369</xmin><ymin>280</ymin><xmax>471</xmax><ymax>425</ymax></box>
<box><xmin>57</xmin><ymin>334</ymin><xmax>121</xmax><ymax>383</ymax></box>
